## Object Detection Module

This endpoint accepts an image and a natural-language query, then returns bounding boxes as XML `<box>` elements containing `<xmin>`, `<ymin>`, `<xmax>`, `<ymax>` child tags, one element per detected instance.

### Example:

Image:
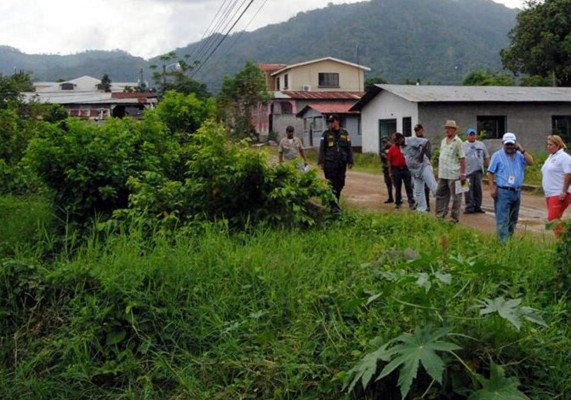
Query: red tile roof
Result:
<box><xmin>259</xmin><ymin>63</ymin><xmax>287</xmax><ymax>73</ymax></box>
<box><xmin>296</xmin><ymin>102</ymin><xmax>360</xmax><ymax>117</ymax></box>
<box><xmin>111</xmin><ymin>92</ymin><xmax>158</xmax><ymax>99</ymax></box>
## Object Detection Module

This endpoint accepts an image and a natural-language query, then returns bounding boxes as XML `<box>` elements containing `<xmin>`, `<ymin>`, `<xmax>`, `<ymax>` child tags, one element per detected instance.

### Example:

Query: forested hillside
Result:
<box><xmin>0</xmin><ymin>0</ymin><xmax>518</xmax><ymax>91</ymax></box>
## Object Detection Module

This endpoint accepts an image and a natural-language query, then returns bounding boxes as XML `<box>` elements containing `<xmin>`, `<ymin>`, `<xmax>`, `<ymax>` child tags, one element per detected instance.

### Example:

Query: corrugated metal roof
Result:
<box><xmin>379</xmin><ymin>84</ymin><xmax>571</xmax><ymax>102</ymax></box>
<box><xmin>33</xmin><ymin>75</ymin><xmax>139</xmax><ymax>93</ymax></box>
<box><xmin>23</xmin><ymin>91</ymin><xmax>156</xmax><ymax>105</ymax></box>
<box><xmin>280</xmin><ymin>90</ymin><xmax>364</xmax><ymax>100</ymax></box>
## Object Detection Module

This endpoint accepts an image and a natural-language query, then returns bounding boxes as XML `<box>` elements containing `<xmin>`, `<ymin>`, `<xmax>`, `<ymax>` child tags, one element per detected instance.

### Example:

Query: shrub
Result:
<box><xmin>123</xmin><ymin>120</ymin><xmax>335</xmax><ymax>229</ymax></box>
<box><xmin>25</xmin><ymin>115</ymin><xmax>176</xmax><ymax>231</ymax></box>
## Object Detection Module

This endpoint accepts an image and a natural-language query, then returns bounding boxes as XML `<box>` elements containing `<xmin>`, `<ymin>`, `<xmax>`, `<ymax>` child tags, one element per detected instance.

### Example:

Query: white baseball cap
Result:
<box><xmin>502</xmin><ymin>132</ymin><xmax>516</xmax><ymax>144</ymax></box>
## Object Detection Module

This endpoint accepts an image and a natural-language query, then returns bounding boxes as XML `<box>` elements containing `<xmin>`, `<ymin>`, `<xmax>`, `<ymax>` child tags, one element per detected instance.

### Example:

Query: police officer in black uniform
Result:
<box><xmin>318</xmin><ymin>114</ymin><xmax>353</xmax><ymax>211</ymax></box>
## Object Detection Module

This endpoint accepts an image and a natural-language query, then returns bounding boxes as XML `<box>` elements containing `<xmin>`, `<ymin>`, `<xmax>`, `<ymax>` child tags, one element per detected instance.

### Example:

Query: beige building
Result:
<box><xmin>270</xmin><ymin>57</ymin><xmax>368</xmax><ymax>92</ymax></box>
<box><xmin>254</xmin><ymin>57</ymin><xmax>370</xmax><ymax>145</ymax></box>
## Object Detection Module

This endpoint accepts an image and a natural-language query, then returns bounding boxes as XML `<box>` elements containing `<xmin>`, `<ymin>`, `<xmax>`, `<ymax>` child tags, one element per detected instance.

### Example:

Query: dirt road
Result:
<box><xmin>338</xmin><ymin>170</ymin><xmax>551</xmax><ymax>238</ymax></box>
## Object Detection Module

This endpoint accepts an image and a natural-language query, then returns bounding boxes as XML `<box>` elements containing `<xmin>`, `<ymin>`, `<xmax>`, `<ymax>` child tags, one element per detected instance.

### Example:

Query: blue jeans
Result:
<box><xmin>391</xmin><ymin>167</ymin><xmax>415</xmax><ymax>206</ymax></box>
<box><xmin>494</xmin><ymin>188</ymin><xmax>521</xmax><ymax>242</ymax></box>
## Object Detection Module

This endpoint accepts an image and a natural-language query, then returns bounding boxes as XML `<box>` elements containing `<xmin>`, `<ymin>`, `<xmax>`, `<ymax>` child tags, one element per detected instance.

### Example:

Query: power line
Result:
<box><xmin>189</xmin><ymin>0</ymin><xmax>240</xmax><ymax>64</ymax></box>
<box><xmin>190</xmin><ymin>0</ymin><xmax>257</xmax><ymax>78</ymax></box>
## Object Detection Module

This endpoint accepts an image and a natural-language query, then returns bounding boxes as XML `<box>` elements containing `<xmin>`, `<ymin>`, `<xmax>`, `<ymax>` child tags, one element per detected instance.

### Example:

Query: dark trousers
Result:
<box><xmin>324</xmin><ymin>162</ymin><xmax>347</xmax><ymax>201</ymax></box>
<box><xmin>424</xmin><ymin>185</ymin><xmax>431</xmax><ymax>210</ymax></box>
<box><xmin>383</xmin><ymin>168</ymin><xmax>394</xmax><ymax>201</ymax></box>
<box><xmin>391</xmin><ymin>167</ymin><xmax>414</xmax><ymax>206</ymax></box>
<box><xmin>464</xmin><ymin>171</ymin><xmax>483</xmax><ymax>211</ymax></box>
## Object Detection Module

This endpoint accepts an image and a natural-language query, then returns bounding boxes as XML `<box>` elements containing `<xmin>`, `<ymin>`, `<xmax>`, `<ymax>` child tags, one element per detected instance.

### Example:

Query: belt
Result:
<box><xmin>497</xmin><ymin>186</ymin><xmax>521</xmax><ymax>192</ymax></box>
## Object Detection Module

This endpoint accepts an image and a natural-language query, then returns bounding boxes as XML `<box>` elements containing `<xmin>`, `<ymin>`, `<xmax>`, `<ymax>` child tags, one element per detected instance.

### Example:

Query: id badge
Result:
<box><xmin>508</xmin><ymin>176</ymin><xmax>515</xmax><ymax>185</ymax></box>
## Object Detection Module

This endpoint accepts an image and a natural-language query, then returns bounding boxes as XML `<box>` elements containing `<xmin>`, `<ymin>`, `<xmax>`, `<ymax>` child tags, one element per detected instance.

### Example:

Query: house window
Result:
<box><xmin>284</xmin><ymin>74</ymin><xmax>289</xmax><ymax>90</ymax></box>
<box><xmin>403</xmin><ymin>117</ymin><xmax>412</xmax><ymax>137</ymax></box>
<box><xmin>60</xmin><ymin>83</ymin><xmax>75</xmax><ymax>90</ymax></box>
<box><xmin>276</xmin><ymin>77</ymin><xmax>281</xmax><ymax>91</ymax></box>
<box><xmin>274</xmin><ymin>101</ymin><xmax>292</xmax><ymax>115</ymax></box>
<box><xmin>318</xmin><ymin>73</ymin><xmax>339</xmax><ymax>88</ymax></box>
<box><xmin>477</xmin><ymin>116</ymin><xmax>506</xmax><ymax>139</ymax></box>
<box><xmin>552</xmin><ymin>115</ymin><xmax>571</xmax><ymax>143</ymax></box>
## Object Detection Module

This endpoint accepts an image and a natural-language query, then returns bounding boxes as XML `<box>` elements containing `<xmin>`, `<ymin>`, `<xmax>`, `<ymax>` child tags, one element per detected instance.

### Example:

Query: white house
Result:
<box><xmin>350</xmin><ymin>84</ymin><xmax>571</xmax><ymax>153</ymax></box>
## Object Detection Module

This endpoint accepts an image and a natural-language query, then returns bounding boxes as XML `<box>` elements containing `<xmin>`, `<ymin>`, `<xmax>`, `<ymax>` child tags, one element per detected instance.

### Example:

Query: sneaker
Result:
<box><xmin>384</xmin><ymin>199</ymin><xmax>394</xmax><ymax>204</ymax></box>
<box><xmin>475</xmin><ymin>209</ymin><xmax>486</xmax><ymax>214</ymax></box>
<box><xmin>395</xmin><ymin>203</ymin><xmax>401</xmax><ymax>209</ymax></box>
<box><xmin>464</xmin><ymin>209</ymin><xmax>475</xmax><ymax>214</ymax></box>
<box><xmin>409</xmin><ymin>202</ymin><xmax>417</xmax><ymax>210</ymax></box>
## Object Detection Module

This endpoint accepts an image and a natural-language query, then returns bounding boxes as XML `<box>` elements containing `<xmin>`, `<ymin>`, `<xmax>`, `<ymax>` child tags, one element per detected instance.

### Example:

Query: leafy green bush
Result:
<box><xmin>25</xmin><ymin>115</ymin><xmax>176</xmax><ymax>230</ymax></box>
<box><xmin>153</xmin><ymin>90</ymin><xmax>215</xmax><ymax>135</ymax></box>
<box><xmin>123</xmin><ymin>120</ymin><xmax>335</xmax><ymax>229</ymax></box>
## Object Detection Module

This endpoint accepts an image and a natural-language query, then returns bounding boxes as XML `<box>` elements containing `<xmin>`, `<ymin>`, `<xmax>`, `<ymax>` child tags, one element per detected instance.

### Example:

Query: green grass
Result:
<box><xmin>1</xmin><ymin>202</ymin><xmax>569</xmax><ymax>399</ymax></box>
<box><xmin>0</xmin><ymin>195</ymin><xmax>54</xmax><ymax>256</ymax></box>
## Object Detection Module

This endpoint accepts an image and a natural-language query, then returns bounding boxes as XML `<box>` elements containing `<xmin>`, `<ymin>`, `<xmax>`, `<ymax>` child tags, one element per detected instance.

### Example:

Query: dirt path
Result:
<box><xmin>335</xmin><ymin>169</ymin><xmax>552</xmax><ymax>239</ymax></box>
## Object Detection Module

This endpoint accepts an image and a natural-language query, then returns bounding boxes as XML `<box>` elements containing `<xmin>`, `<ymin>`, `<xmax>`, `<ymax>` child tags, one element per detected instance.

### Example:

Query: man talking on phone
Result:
<box><xmin>487</xmin><ymin>132</ymin><xmax>534</xmax><ymax>242</ymax></box>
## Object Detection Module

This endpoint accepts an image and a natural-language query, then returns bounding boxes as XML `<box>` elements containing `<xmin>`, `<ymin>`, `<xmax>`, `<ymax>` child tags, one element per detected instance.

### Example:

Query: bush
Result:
<box><xmin>123</xmin><ymin>120</ymin><xmax>335</xmax><ymax>229</ymax></box>
<box><xmin>25</xmin><ymin>115</ymin><xmax>176</xmax><ymax>231</ymax></box>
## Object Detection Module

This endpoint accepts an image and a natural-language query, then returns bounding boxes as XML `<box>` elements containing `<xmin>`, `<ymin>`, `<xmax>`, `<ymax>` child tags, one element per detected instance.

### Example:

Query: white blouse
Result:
<box><xmin>541</xmin><ymin>149</ymin><xmax>571</xmax><ymax>197</ymax></box>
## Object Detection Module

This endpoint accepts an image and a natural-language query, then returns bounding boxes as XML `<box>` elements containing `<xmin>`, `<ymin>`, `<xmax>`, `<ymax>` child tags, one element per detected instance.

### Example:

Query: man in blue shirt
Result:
<box><xmin>487</xmin><ymin>132</ymin><xmax>534</xmax><ymax>242</ymax></box>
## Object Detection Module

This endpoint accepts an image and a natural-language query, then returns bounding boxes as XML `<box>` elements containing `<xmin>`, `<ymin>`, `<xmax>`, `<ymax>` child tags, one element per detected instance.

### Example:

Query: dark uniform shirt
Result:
<box><xmin>318</xmin><ymin>128</ymin><xmax>353</xmax><ymax>166</ymax></box>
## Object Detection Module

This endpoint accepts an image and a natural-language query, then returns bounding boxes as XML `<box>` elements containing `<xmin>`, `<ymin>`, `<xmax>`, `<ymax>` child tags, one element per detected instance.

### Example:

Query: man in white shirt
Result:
<box><xmin>278</xmin><ymin>126</ymin><xmax>308</xmax><ymax>171</ymax></box>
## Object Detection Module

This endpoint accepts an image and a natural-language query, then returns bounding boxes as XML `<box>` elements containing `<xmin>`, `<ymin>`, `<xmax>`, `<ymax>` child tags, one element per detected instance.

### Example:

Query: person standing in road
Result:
<box><xmin>436</xmin><ymin>120</ymin><xmax>466</xmax><ymax>223</ymax></box>
<box><xmin>487</xmin><ymin>132</ymin><xmax>534</xmax><ymax>242</ymax></box>
<box><xmin>463</xmin><ymin>128</ymin><xmax>490</xmax><ymax>214</ymax></box>
<box><xmin>379</xmin><ymin>136</ymin><xmax>394</xmax><ymax>204</ymax></box>
<box><xmin>414</xmin><ymin>124</ymin><xmax>432</xmax><ymax>211</ymax></box>
<box><xmin>541</xmin><ymin>134</ymin><xmax>571</xmax><ymax>238</ymax></box>
<box><xmin>403</xmin><ymin>131</ymin><xmax>437</xmax><ymax>213</ymax></box>
<box><xmin>387</xmin><ymin>132</ymin><xmax>415</xmax><ymax>209</ymax></box>
<box><xmin>318</xmin><ymin>114</ymin><xmax>353</xmax><ymax>212</ymax></box>
<box><xmin>278</xmin><ymin>125</ymin><xmax>308</xmax><ymax>171</ymax></box>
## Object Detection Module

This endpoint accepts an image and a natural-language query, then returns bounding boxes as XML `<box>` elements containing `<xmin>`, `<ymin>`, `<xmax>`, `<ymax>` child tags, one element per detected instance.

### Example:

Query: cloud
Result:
<box><xmin>0</xmin><ymin>0</ymin><xmax>524</xmax><ymax>59</ymax></box>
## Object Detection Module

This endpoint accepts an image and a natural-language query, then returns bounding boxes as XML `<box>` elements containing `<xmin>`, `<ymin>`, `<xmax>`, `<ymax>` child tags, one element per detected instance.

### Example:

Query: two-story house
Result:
<box><xmin>254</xmin><ymin>57</ymin><xmax>370</xmax><ymax>149</ymax></box>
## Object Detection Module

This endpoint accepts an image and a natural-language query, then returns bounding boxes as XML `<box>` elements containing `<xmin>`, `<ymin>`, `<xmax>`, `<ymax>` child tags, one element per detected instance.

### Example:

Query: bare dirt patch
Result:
<box><xmin>335</xmin><ymin>169</ymin><xmax>551</xmax><ymax>239</ymax></box>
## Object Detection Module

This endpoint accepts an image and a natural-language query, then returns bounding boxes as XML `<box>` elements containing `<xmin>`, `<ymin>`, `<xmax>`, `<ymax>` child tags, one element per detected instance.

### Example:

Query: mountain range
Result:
<box><xmin>0</xmin><ymin>0</ymin><xmax>518</xmax><ymax>92</ymax></box>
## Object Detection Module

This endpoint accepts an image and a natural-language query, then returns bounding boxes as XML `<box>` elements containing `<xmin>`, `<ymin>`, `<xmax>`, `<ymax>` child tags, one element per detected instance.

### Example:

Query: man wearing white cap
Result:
<box><xmin>487</xmin><ymin>132</ymin><xmax>534</xmax><ymax>242</ymax></box>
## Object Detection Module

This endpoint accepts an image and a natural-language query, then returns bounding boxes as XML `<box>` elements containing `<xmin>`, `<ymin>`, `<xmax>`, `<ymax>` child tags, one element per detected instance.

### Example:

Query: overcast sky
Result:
<box><xmin>0</xmin><ymin>0</ymin><xmax>525</xmax><ymax>60</ymax></box>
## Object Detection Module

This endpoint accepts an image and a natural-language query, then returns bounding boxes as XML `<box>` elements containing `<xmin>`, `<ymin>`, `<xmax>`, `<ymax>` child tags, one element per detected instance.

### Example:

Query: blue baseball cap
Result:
<box><xmin>466</xmin><ymin>128</ymin><xmax>477</xmax><ymax>135</ymax></box>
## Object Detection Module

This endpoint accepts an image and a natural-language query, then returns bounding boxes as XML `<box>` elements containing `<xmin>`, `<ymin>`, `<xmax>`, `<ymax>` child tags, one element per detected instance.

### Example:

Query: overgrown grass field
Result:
<box><xmin>1</xmin><ymin>197</ymin><xmax>569</xmax><ymax>399</ymax></box>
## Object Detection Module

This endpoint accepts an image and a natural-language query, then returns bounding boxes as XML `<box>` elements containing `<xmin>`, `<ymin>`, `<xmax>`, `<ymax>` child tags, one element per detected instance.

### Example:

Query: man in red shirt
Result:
<box><xmin>387</xmin><ymin>132</ymin><xmax>415</xmax><ymax>209</ymax></box>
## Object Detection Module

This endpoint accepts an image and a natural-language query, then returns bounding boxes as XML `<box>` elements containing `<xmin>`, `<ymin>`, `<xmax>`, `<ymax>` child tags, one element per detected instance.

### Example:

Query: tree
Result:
<box><xmin>501</xmin><ymin>0</ymin><xmax>571</xmax><ymax>86</ymax></box>
<box><xmin>150</xmin><ymin>52</ymin><xmax>210</xmax><ymax>100</ymax></box>
<box><xmin>216</xmin><ymin>62</ymin><xmax>268</xmax><ymax>141</ymax></box>
<box><xmin>153</xmin><ymin>90</ymin><xmax>215</xmax><ymax>136</ymax></box>
<box><xmin>364</xmin><ymin>76</ymin><xmax>387</xmax><ymax>91</ymax></box>
<box><xmin>0</xmin><ymin>71</ymin><xmax>33</xmax><ymax>109</ymax></box>
<box><xmin>462</xmin><ymin>70</ymin><xmax>515</xmax><ymax>86</ymax></box>
<box><xmin>99</xmin><ymin>74</ymin><xmax>112</xmax><ymax>92</ymax></box>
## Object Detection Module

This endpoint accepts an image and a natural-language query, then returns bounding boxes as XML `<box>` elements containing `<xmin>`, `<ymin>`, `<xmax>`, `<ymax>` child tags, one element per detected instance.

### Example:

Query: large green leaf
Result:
<box><xmin>470</xmin><ymin>363</ymin><xmax>530</xmax><ymax>400</ymax></box>
<box><xmin>376</xmin><ymin>327</ymin><xmax>461</xmax><ymax>398</ymax></box>
<box><xmin>478</xmin><ymin>297</ymin><xmax>547</xmax><ymax>331</ymax></box>
<box><xmin>344</xmin><ymin>342</ymin><xmax>392</xmax><ymax>393</ymax></box>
